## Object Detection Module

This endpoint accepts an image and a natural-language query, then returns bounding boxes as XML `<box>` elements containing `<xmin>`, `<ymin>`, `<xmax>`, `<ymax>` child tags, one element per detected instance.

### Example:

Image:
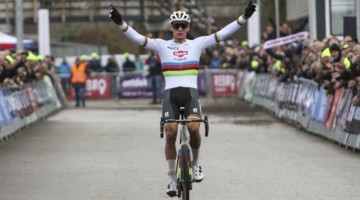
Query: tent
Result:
<box><xmin>0</xmin><ymin>32</ymin><xmax>35</xmax><ymax>50</ymax></box>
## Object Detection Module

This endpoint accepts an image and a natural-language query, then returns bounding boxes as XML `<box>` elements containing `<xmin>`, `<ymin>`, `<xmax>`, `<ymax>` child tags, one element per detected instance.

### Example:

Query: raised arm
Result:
<box><xmin>109</xmin><ymin>5</ymin><xmax>159</xmax><ymax>52</ymax></box>
<box><xmin>196</xmin><ymin>0</ymin><xmax>257</xmax><ymax>49</ymax></box>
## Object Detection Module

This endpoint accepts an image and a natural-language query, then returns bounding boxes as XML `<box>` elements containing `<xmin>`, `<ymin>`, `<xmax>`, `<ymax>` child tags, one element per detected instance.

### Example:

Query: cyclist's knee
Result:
<box><xmin>165</xmin><ymin>124</ymin><xmax>177</xmax><ymax>142</ymax></box>
<box><xmin>187</xmin><ymin>123</ymin><xmax>200</xmax><ymax>134</ymax></box>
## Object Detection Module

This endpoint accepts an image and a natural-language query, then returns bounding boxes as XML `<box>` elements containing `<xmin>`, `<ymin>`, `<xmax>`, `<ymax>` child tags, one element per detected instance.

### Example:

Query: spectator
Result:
<box><xmin>88</xmin><ymin>52</ymin><xmax>102</xmax><ymax>72</ymax></box>
<box><xmin>105</xmin><ymin>56</ymin><xmax>120</xmax><ymax>73</ymax></box>
<box><xmin>221</xmin><ymin>48</ymin><xmax>237</xmax><ymax>69</ymax></box>
<box><xmin>200</xmin><ymin>49</ymin><xmax>211</xmax><ymax>68</ymax></box>
<box><xmin>0</xmin><ymin>61</ymin><xmax>5</xmax><ymax>84</ymax></box>
<box><xmin>134</xmin><ymin>54</ymin><xmax>144</xmax><ymax>72</ymax></box>
<box><xmin>44</xmin><ymin>55</ymin><xmax>56</xmax><ymax>72</ymax></box>
<box><xmin>330</xmin><ymin>43</ymin><xmax>342</xmax><ymax>63</ymax></box>
<box><xmin>209</xmin><ymin>50</ymin><xmax>222</xmax><ymax>69</ymax></box>
<box><xmin>262</xmin><ymin>25</ymin><xmax>276</xmax><ymax>42</ymax></box>
<box><xmin>122</xmin><ymin>52</ymin><xmax>136</xmax><ymax>72</ymax></box>
<box><xmin>58</xmin><ymin>58</ymin><xmax>71</xmax><ymax>96</ymax></box>
<box><xmin>146</xmin><ymin>51</ymin><xmax>163</xmax><ymax>104</ymax></box>
<box><xmin>70</xmin><ymin>58</ymin><xmax>90</xmax><ymax>107</ymax></box>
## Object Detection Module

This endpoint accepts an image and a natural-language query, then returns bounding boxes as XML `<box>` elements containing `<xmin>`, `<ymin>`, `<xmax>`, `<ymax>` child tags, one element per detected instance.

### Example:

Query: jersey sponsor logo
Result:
<box><xmin>167</xmin><ymin>46</ymin><xmax>179</xmax><ymax>50</ymax></box>
<box><xmin>174</xmin><ymin>57</ymin><xmax>187</xmax><ymax>62</ymax></box>
<box><xmin>164</xmin><ymin>111</ymin><xmax>170</xmax><ymax>117</ymax></box>
<box><xmin>173</xmin><ymin>50</ymin><xmax>188</xmax><ymax>57</ymax></box>
<box><xmin>183</xmin><ymin>44</ymin><xmax>190</xmax><ymax>50</ymax></box>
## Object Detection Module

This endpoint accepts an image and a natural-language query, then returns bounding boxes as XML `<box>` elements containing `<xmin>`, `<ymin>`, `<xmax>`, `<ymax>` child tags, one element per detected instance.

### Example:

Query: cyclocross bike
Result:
<box><xmin>160</xmin><ymin>107</ymin><xmax>209</xmax><ymax>200</ymax></box>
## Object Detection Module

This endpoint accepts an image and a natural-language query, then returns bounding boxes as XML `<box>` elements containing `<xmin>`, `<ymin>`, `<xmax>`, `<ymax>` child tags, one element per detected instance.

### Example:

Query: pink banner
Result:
<box><xmin>263</xmin><ymin>31</ymin><xmax>310</xmax><ymax>50</ymax></box>
<box><xmin>70</xmin><ymin>76</ymin><xmax>112</xmax><ymax>99</ymax></box>
<box><xmin>212</xmin><ymin>72</ymin><xmax>238</xmax><ymax>96</ymax></box>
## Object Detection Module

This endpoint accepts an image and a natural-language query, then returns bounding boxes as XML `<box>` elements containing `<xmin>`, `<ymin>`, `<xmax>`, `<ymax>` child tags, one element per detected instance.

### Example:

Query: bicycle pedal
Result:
<box><xmin>167</xmin><ymin>191</ymin><xmax>177</xmax><ymax>197</ymax></box>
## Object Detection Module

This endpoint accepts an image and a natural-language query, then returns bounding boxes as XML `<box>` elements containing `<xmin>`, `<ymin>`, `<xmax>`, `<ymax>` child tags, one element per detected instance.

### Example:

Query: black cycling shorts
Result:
<box><xmin>162</xmin><ymin>87</ymin><xmax>202</xmax><ymax>120</ymax></box>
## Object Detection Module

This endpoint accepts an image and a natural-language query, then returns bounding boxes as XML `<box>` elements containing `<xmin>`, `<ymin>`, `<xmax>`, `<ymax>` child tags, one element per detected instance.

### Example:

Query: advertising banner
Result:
<box><xmin>347</xmin><ymin>106</ymin><xmax>360</xmax><ymax>134</ymax></box>
<box><xmin>337</xmin><ymin>90</ymin><xmax>352</xmax><ymax>130</ymax></box>
<box><xmin>302</xmin><ymin>82</ymin><xmax>317</xmax><ymax>116</ymax></box>
<box><xmin>311</xmin><ymin>88</ymin><xmax>328</xmax><ymax>122</ymax></box>
<box><xmin>325</xmin><ymin>89</ymin><xmax>345</xmax><ymax>129</ymax></box>
<box><xmin>0</xmin><ymin>90</ymin><xmax>12</xmax><ymax>126</ymax></box>
<box><xmin>25</xmin><ymin>84</ymin><xmax>39</xmax><ymax>111</ymax></box>
<box><xmin>212</xmin><ymin>72</ymin><xmax>238</xmax><ymax>96</ymax></box>
<box><xmin>70</xmin><ymin>76</ymin><xmax>112</xmax><ymax>99</ymax></box>
<box><xmin>118</xmin><ymin>75</ymin><xmax>152</xmax><ymax>98</ymax></box>
<box><xmin>267</xmin><ymin>77</ymin><xmax>278</xmax><ymax>100</ymax></box>
<box><xmin>263</xmin><ymin>31</ymin><xmax>310</xmax><ymax>50</ymax></box>
<box><xmin>198</xmin><ymin>72</ymin><xmax>206</xmax><ymax>96</ymax></box>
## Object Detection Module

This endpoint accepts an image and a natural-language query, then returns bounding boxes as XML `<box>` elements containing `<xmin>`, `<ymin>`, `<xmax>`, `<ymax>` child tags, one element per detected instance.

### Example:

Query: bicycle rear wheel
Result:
<box><xmin>181</xmin><ymin>145</ymin><xmax>190</xmax><ymax>200</ymax></box>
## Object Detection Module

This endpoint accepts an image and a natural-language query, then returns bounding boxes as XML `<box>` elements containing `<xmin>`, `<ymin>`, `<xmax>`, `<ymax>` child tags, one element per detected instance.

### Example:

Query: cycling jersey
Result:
<box><xmin>119</xmin><ymin>18</ymin><xmax>246</xmax><ymax>90</ymax></box>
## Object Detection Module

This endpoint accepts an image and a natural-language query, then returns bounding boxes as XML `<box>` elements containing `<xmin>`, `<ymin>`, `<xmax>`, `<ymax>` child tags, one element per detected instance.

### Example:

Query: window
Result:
<box><xmin>330</xmin><ymin>0</ymin><xmax>356</xmax><ymax>35</ymax></box>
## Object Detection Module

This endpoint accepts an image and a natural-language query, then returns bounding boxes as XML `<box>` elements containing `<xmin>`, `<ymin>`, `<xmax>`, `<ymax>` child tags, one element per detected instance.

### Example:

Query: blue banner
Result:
<box><xmin>0</xmin><ymin>91</ymin><xmax>13</xmax><ymax>126</ymax></box>
<box><xmin>311</xmin><ymin>88</ymin><xmax>327</xmax><ymax>121</ymax></box>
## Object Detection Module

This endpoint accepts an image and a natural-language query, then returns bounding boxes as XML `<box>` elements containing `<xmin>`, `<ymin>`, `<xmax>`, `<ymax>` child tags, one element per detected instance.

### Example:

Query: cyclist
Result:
<box><xmin>109</xmin><ymin>1</ymin><xmax>256</xmax><ymax>197</ymax></box>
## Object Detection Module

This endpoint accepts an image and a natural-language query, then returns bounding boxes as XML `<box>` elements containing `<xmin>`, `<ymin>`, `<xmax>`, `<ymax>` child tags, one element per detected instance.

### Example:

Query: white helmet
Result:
<box><xmin>169</xmin><ymin>11</ymin><xmax>191</xmax><ymax>24</ymax></box>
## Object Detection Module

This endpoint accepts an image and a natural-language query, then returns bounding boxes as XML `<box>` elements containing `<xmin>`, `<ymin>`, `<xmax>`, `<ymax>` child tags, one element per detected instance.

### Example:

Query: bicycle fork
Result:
<box><xmin>177</xmin><ymin>144</ymin><xmax>194</xmax><ymax>185</ymax></box>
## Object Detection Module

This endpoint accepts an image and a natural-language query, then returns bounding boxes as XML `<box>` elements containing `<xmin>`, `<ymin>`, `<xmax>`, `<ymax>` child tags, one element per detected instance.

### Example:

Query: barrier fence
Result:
<box><xmin>243</xmin><ymin>72</ymin><xmax>360</xmax><ymax>150</ymax></box>
<box><xmin>0</xmin><ymin>75</ymin><xmax>64</xmax><ymax>142</ymax></box>
<box><xmin>3</xmin><ymin>69</ymin><xmax>360</xmax><ymax>150</ymax></box>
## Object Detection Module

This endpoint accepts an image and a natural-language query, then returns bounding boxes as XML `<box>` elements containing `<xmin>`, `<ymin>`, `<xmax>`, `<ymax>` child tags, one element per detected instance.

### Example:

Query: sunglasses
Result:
<box><xmin>172</xmin><ymin>23</ymin><xmax>188</xmax><ymax>30</ymax></box>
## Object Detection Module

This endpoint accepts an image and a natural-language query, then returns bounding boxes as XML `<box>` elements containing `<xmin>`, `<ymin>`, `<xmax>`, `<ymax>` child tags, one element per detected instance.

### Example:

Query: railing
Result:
<box><xmin>0</xmin><ymin>75</ymin><xmax>65</xmax><ymax>142</ymax></box>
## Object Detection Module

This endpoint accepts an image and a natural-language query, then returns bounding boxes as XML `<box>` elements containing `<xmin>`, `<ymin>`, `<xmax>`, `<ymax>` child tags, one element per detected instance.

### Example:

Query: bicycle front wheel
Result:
<box><xmin>181</xmin><ymin>145</ymin><xmax>190</xmax><ymax>200</ymax></box>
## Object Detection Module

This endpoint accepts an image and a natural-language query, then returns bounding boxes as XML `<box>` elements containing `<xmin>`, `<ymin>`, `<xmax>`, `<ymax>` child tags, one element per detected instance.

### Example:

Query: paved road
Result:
<box><xmin>0</xmin><ymin>99</ymin><xmax>360</xmax><ymax>200</ymax></box>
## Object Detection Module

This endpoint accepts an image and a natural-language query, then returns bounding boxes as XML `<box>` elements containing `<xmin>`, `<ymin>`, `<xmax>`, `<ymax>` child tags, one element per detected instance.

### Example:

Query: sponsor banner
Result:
<box><xmin>243</xmin><ymin>71</ymin><xmax>256</xmax><ymax>101</ymax></box>
<box><xmin>0</xmin><ymin>91</ymin><xmax>12</xmax><ymax>126</ymax></box>
<box><xmin>254</xmin><ymin>74</ymin><xmax>271</xmax><ymax>97</ymax></box>
<box><xmin>302</xmin><ymin>81</ymin><xmax>317</xmax><ymax>116</ymax></box>
<box><xmin>347</xmin><ymin>106</ymin><xmax>360</xmax><ymax>134</ymax></box>
<box><xmin>346</xmin><ymin>105</ymin><xmax>356</xmax><ymax>131</ymax></box>
<box><xmin>25</xmin><ymin>84</ymin><xmax>39</xmax><ymax>111</ymax></box>
<box><xmin>274</xmin><ymin>82</ymin><xmax>285</xmax><ymax>106</ymax></box>
<box><xmin>311</xmin><ymin>88</ymin><xmax>328</xmax><ymax>122</ymax></box>
<box><xmin>267</xmin><ymin>77</ymin><xmax>279</xmax><ymax>100</ymax></box>
<box><xmin>212</xmin><ymin>72</ymin><xmax>238</xmax><ymax>96</ymax></box>
<box><xmin>33</xmin><ymin>80</ymin><xmax>52</xmax><ymax>106</ymax></box>
<box><xmin>119</xmin><ymin>75</ymin><xmax>152</xmax><ymax>98</ymax></box>
<box><xmin>325</xmin><ymin>89</ymin><xmax>345</xmax><ymax>129</ymax></box>
<box><xmin>198</xmin><ymin>72</ymin><xmax>206</xmax><ymax>96</ymax></box>
<box><xmin>70</xmin><ymin>76</ymin><xmax>112</xmax><ymax>99</ymax></box>
<box><xmin>323</xmin><ymin>95</ymin><xmax>334</xmax><ymax>125</ymax></box>
<box><xmin>337</xmin><ymin>90</ymin><xmax>352</xmax><ymax>130</ymax></box>
<box><xmin>5</xmin><ymin>89</ymin><xmax>21</xmax><ymax>118</ymax></box>
<box><xmin>263</xmin><ymin>31</ymin><xmax>310</xmax><ymax>50</ymax></box>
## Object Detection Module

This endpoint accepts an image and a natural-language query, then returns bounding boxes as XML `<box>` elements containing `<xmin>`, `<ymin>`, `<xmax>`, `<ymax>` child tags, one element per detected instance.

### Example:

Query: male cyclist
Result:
<box><xmin>109</xmin><ymin>1</ymin><xmax>256</xmax><ymax>197</ymax></box>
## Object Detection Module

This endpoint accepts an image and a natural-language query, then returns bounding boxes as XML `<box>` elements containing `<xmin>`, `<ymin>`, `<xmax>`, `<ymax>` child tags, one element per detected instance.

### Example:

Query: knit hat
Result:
<box><xmin>80</xmin><ymin>54</ymin><xmax>88</xmax><ymax>61</ymax></box>
<box><xmin>344</xmin><ymin>57</ymin><xmax>351</xmax><ymax>70</ymax></box>
<box><xmin>241</xmin><ymin>40</ymin><xmax>248</xmax><ymax>47</ymax></box>
<box><xmin>321</xmin><ymin>48</ymin><xmax>331</xmax><ymax>59</ymax></box>
<box><xmin>329</xmin><ymin>43</ymin><xmax>341</xmax><ymax>52</ymax></box>
<box><xmin>251</xmin><ymin>60</ymin><xmax>259</xmax><ymax>69</ymax></box>
<box><xmin>5</xmin><ymin>55</ymin><xmax>14</xmax><ymax>64</ymax></box>
<box><xmin>91</xmin><ymin>52</ymin><xmax>99</xmax><ymax>59</ymax></box>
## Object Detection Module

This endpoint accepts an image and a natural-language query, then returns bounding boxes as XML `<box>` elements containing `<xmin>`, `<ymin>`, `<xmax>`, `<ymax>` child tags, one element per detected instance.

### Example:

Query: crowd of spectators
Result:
<box><xmin>3</xmin><ymin>20</ymin><xmax>360</xmax><ymax>107</ymax></box>
<box><xmin>0</xmin><ymin>50</ymin><xmax>56</xmax><ymax>88</ymax></box>
<box><xmin>199</xmin><ymin>23</ymin><xmax>360</xmax><ymax>105</ymax></box>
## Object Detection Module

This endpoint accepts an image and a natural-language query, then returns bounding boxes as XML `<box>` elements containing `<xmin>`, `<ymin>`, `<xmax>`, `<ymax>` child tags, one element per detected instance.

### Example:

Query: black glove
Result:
<box><xmin>109</xmin><ymin>5</ymin><xmax>123</xmax><ymax>25</ymax></box>
<box><xmin>244</xmin><ymin>0</ymin><xmax>256</xmax><ymax>19</ymax></box>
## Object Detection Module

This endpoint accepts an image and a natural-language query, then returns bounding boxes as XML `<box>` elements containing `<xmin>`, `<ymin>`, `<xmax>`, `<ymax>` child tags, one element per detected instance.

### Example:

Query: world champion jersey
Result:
<box><xmin>120</xmin><ymin>19</ymin><xmax>246</xmax><ymax>90</ymax></box>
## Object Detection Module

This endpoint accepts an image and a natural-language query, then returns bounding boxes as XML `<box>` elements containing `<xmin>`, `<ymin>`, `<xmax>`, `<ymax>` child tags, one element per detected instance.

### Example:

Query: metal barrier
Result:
<box><xmin>18</xmin><ymin>69</ymin><xmax>360</xmax><ymax>150</ymax></box>
<box><xmin>243</xmin><ymin>72</ymin><xmax>360</xmax><ymax>151</ymax></box>
<box><xmin>0</xmin><ymin>75</ymin><xmax>64</xmax><ymax>142</ymax></box>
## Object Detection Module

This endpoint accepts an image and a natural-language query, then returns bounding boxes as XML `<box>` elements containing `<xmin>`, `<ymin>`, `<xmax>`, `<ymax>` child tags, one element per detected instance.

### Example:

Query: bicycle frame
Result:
<box><xmin>160</xmin><ymin>108</ymin><xmax>209</xmax><ymax>199</ymax></box>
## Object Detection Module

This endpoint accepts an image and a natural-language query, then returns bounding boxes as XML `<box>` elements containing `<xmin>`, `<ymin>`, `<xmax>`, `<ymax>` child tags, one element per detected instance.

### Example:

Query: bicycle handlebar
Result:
<box><xmin>160</xmin><ymin>116</ymin><xmax>209</xmax><ymax>138</ymax></box>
